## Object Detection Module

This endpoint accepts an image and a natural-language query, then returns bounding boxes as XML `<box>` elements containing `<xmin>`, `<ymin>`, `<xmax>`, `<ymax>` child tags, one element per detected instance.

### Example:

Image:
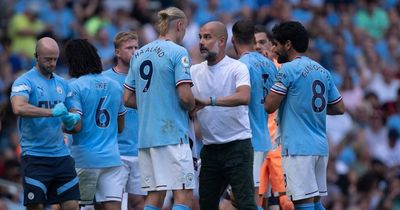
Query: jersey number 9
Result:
<box><xmin>140</xmin><ymin>60</ymin><xmax>153</xmax><ymax>92</ymax></box>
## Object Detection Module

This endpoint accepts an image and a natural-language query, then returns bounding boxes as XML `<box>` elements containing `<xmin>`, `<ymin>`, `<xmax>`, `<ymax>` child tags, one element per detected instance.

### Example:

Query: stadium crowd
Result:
<box><xmin>0</xmin><ymin>0</ymin><xmax>400</xmax><ymax>209</ymax></box>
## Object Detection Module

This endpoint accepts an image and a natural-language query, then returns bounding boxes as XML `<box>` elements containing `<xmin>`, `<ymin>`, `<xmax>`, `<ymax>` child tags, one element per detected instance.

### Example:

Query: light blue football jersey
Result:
<box><xmin>240</xmin><ymin>52</ymin><xmax>277</xmax><ymax>152</ymax></box>
<box><xmin>68</xmin><ymin>73</ymin><xmax>126</xmax><ymax>168</ymax></box>
<box><xmin>103</xmin><ymin>68</ymin><xmax>138</xmax><ymax>156</ymax></box>
<box><xmin>124</xmin><ymin>39</ymin><xmax>192</xmax><ymax>148</ymax></box>
<box><xmin>10</xmin><ymin>67</ymin><xmax>70</xmax><ymax>157</ymax></box>
<box><xmin>271</xmin><ymin>56</ymin><xmax>342</xmax><ymax>156</ymax></box>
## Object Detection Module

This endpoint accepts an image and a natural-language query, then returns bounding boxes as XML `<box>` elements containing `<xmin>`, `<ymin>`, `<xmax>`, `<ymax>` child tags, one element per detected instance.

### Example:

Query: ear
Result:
<box><xmin>231</xmin><ymin>36</ymin><xmax>235</xmax><ymax>45</ymax></box>
<box><xmin>177</xmin><ymin>20</ymin><xmax>183</xmax><ymax>32</ymax></box>
<box><xmin>285</xmin><ymin>40</ymin><xmax>292</xmax><ymax>50</ymax></box>
<box><xmin>115</xmin><ymin>48</ymin><xmax>120</xmax><ymax>57</ymax></box>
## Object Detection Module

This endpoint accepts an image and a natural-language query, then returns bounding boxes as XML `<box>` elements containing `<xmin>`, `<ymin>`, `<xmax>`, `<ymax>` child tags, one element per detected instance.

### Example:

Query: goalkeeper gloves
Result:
<box><xmin>51</xmin><ymin>103</ymin><xmax>68</xmax><ymax>117</ymax></box>
<box><xmin>61</xmin><ymin>112</ymin><xmax>81</xmax><ymax>131</ymax></box>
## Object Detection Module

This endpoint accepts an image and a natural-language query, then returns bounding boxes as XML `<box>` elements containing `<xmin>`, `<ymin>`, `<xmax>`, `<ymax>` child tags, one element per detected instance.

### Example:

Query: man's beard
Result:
<box><xmin>277</xmin><ymin>50</ymin><xmax>290</xmax><ymax>64</ymax></box>
<box><xmin>200</xmin><ymin>43</ymin><xmax>219</xmax><ymax>61</ymax></box>
<box><xmin>39</xmin><ymin>64</ymin><xmax>55</xmax><ymax>75</ymax></box>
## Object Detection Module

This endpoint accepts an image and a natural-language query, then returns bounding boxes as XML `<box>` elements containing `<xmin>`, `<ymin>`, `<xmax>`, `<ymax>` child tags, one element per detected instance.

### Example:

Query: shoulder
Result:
<box><xmin>190</xmin><ymin>61</ymin><xmax>207</xmax><ymax>74</ymax></box>
<box><xmin>238</xmin><ymin>54</ymin><xmax>251</xmax><ymax>66</ymax></box>
<box><xmin>13</xmin><ymin>68</ymin><xmax>36</xmax><ymax>84</ymax></box>
<box><xmin>227</xmin><ymin>56</ymin><xmax>247</xmax><ymax>72</ymax></box>
<box><xmin>102</xmin><ymin>68</ymin><xmax>113</xmax><ymax>76</ymax></box>
<box><xmin>169</xmin><ymin>42</ymin><xmax>189</xmax><ymax>56</ymax></box>
<box><xmin>102</xmin><ymin>74</ymin><xmax>121</xmax><ymax>89</ymax></box>
<box><xmin>53</xmin><ymin>73</ymin><xmax>67</xmax><ymax>83</ymax></box>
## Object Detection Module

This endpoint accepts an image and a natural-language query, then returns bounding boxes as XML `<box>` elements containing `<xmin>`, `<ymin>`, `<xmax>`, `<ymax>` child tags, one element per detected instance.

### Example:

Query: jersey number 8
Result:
<box><xmin>312</xmin><ymin>80</ymin><xmax>326</xmax><ymax>112</ymax></box>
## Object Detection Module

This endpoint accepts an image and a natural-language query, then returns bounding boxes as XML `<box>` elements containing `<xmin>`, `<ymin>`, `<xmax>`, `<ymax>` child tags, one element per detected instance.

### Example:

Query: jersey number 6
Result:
<box><xmin>96</xmin><ymin>96</ymin><xmax>111</xmax><ymax>128</ymax></box>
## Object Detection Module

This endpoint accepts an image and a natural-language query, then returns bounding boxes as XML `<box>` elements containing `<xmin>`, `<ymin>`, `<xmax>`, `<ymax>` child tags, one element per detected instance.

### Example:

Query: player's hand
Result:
<box><xmin>61</xmin><ymin>112</ymin><xmax>81</xmax><ymax>130</ymax></box>
<box><xmin>279</xmin><ymin>195</ymin><xmax>294</xmax><ymax>210</ymax></box>
<box><xmin>51</xmin><ymin>103</ymin><xmax>68</xmax><ymax>117</ymax></box>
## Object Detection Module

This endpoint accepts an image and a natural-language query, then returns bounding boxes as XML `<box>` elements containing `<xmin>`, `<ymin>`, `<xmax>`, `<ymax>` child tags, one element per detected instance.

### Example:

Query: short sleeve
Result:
<box><xmin>174</xmin><ymin>47</ymin><xmax>192</xmax><ymax>86</ymax></box>
<box><xmin>235</xmin><ymin>63</ymin><xmax>250</xmax><ymax>88</ymax></box>
<box><xmin>124</xmin><ymin>58</ymin><xmax>136</xmax><ymax>91</ymax></box>
<box><xmin>67</xmin><ymin>81</ymin><xmax>83</xmax><ymax>115</ymax></box>
<box><xmin>270</xmin><ymin>64</ymin><xmax>292</xmax><ymax>95</ymax></box>
<box><xmin>327</xmin><ymin>73</ymin><xmax>342</xmax><ymax>104</ymax></box>
<box><xmin>117</xmin><ymin>88</ymin><xmax>127</xmax><ymax>116</ymax></box>
<box><xmin>264</xmin><ymin>62</ymin><xmax>278</xmax><ymax>94</ymax></box>
<box><xmin>10</xmin><ymin>76</ymin><xmax>31</xmax><ymax>99</ymax></box>
<box><xmin>64</xmin><ymin>81</ymin><xmax>73</xmax><ymax>109</ymax></box>
<box><xmin>118</xmin><ymin>101</ymin><xmax>127</xmax><ymax>116</ymax></box>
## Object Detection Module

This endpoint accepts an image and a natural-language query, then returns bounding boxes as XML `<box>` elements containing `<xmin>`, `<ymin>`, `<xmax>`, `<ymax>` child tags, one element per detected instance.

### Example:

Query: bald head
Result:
<box><xmin>35</xmin><ymin>37</ymin><xmax>59</xmax><ymax>77</ymax></box>
<box><xmin>199</xmin><ymin>21</ymin><xmax>228</xmax><ymax>65</ymax></box>
<box><xmin>36</xmin><ymin>37</ymin><xmax>59</xmax><ymax>56</ymax></box>
<box><xmin>202</xmin><ymin>21</ymin><xmax>228</xmax><ymax>44</ymax></box>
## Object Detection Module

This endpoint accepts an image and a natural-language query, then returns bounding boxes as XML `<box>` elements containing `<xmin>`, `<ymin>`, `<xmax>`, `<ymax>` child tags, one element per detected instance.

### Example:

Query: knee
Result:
<box><xmin>128</xmin><ymin>195</ymin><xmax>145</xmax><ymax>210</ymax></box>
<box><xmin>173</xmin><ymin>189</ymin><xmax>193</xmax><ymax>205</ymax></box>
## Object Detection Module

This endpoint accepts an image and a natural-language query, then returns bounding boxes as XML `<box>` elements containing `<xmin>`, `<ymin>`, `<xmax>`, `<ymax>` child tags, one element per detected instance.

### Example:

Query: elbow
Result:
<box><xmin>12</xmin><ymin>106</ymin><xmax>22</xmax><ymax>116</ymax></box>
<box><xmin>180</xmin><ymin>98</ymin><xmax>192</xmax><ymax>107</ymax></box>
<box><xmin>337</xmin><ymin>104</ymin><xmax>346</xmax><ymax>115</ymax></box>
<box><xmin>333</xmin><ymin>100</ymin><xmax>346</xmax><ymax>115</ymax></box>
<box><xmin>242</xmin><ymin>95</ymin><xmax>250</xmax><ymax>105</ymax></box>
<box><xmin>118</xmin><ymin>115</ymin><xmax>125</xmax><ymax>133</ymax></box>
<box><xmin>118</xmin><ymin>120</ymin><xmax>125</xmax><ymax>133</ymax></box>
<box><xmin>123</xmin><ymin>96</ymin><xmax>130</xmax><ymax>108</ymax></box>
<box><xmin>118</xmin><ymin>122</ymin><xmax>124</xmax><ymax>133</ymax></box>
<box><xmin>264</xmin><ymin>102</ymin><xmax>276</xmax><ymax>114</ymax></box>
<box><xmin>265</xmin><ymin>106</ymin><xmax>276</xmax><ymax>114</ymax></box>
<box><xmin>266</xmin><ymin>108</ymin><xmax>275</xmax><ymax>114</ymax></box>
<box><xmin>179</xmin><ymin>96</ymin><xmax>195</xmax><ymax>111</ymax></box>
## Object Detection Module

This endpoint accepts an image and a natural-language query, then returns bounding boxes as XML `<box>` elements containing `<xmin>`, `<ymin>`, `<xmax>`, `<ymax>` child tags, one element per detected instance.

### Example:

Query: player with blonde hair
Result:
<box><xmin>124</xmin><ymin>7</ymin><xmax>195</xmax><ymax>210</ymax></box>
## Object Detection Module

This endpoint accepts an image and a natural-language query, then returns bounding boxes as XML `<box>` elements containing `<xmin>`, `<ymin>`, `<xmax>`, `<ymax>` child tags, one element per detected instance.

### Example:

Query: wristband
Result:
<box><xmin>210</xmin><ymin>96</ymin><xmax>217</xmax><ymax>106</ymax></box>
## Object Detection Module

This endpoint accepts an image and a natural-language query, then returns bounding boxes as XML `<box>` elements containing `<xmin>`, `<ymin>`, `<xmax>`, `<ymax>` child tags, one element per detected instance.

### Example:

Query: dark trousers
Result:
<box><xmin>199</xmin><ymin>139</ymin><xmax>257</xmax><ymax>210</ymax></box>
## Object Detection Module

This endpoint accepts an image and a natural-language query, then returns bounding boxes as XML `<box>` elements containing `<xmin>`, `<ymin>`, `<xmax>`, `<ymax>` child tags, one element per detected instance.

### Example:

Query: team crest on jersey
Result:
<box><xmin>56</xmin><ymin>86</ymin><xmax>63</xmax><ymax>94</ymax></box>
<box><xmin>28</xmin><ymin>192</ymin><xmax>35</xmax><ymax>200</ymax></box>
<box><xmin>181</xmin><ymin>56</ymin><xmax>190</xmax><ymax>68</ymax></box>
<box><xmin>186</xmin><ymin>173</ymin><xmax>194</xmax><ymax>184</ymax></box>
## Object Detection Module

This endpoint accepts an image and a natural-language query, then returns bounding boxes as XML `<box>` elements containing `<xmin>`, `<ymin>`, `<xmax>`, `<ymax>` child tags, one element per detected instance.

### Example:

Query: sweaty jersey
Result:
<box><xmin>240</xmin><ymin>52</ymin><xmax>277</xmax><ymax>152</ymax></box>
<box><xmin>270</xmin><ymin>56</ymin><xmax>342</xmax><ymax>156</ymax></box>
<box><xmin>103</xmin><ymin>68</ymin><xmax>138</xmax><ymax>156</ymax></box>
<box><xmin>68</xmin><ymin>73</ymin><xmax>126</xmax><ymax>168</ymax></box>
<box><xmin>124</xmin><ymin>39</ymin><xmax>192</xmax><ymax>148</ymax></box>
<box><xmin>10</xmin><ymin>67</ymin><xmax>70</xmax><ymax>157</ymax></box>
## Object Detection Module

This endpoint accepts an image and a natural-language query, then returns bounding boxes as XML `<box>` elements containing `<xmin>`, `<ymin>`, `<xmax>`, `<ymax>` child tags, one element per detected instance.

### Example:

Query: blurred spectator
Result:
<box><xmin>7</xmin><ymin>1</ymin><xmax>45</xmax><ymax>63</ymax></box>
<box><xmin>386</xmin><ymin>88</ymin><xmax>400</xmax><ymax>134</ymax></box>
<box><xmin>94</xmin><ymin>27</ymin><xmax>115</xmax><ymax>69</ymax></box>
<box><xmin>39</xmin><ymin>0</ymin><xmax>77</xmax><ymax>41</ymax></box>
<box><xmin>367</xmin><ymin>64</ymin><xmax>400</xmax><ymax>104</ymax></box>
<box><xmin>374</xmin><ymin>129</ymin><xmax>400</xmax><ymax>167</ymax></box>
<box><xmin>354</xmin><ymin>0</ymin><xmax>389</xmax><ymax>39</ymax></box>
<box><xmin>84</xmin><ymin>5</ymin><xmax>110</xmax><ymax>37</ymax></box>
<box><xmin>365</xmin><ymin>111</ymin><xmax>388</xmax><ymax>158</ymax></box>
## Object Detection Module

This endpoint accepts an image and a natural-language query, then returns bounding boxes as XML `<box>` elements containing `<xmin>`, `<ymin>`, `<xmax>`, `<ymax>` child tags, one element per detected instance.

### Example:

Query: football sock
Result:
<box><xmin>144</xmin><ymin>204</ymin><xmax>160</xmax><ymax>210</ymax></box>
<box><xmin>295</xmin><ymin>202</ymin><xmax>315</xmax><ymax>210</ymax></box>
<box><xmin>172</xmin><ymin>204</ymin><xmax>190</xmax><ymax>210</ymax></box>
<box><xmin>314</xmin><ymin>201</ymin><xmax>326</xmax><ymax>210</ymax></box>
